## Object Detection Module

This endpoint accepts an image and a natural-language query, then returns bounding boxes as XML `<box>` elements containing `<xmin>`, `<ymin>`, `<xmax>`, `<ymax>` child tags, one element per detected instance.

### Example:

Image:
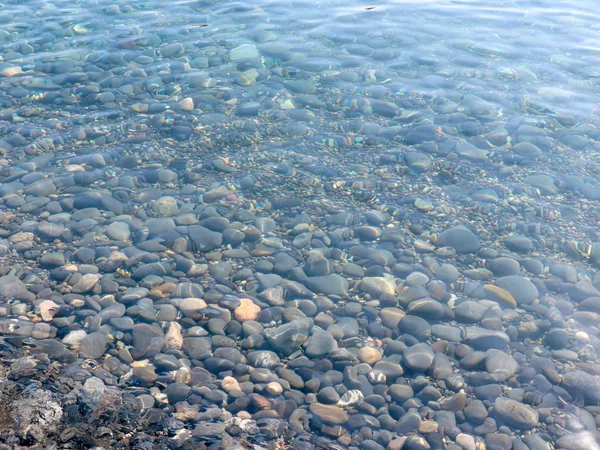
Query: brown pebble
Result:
<box><xmin>357</xmin><ymin>347</ymin><xmax>383</xmax><ymax>365</ymax></box>
<box><xmin>234</xmin><ymin>298</ymin><xmax>261</xmax><ymax>322</ymax></box>
<box><xmin>149</xmin><ymin>282</ymin><xmax>176</xmax><ymax>299</ymax></box>
<box><xmin>266</xmin><ymin>381</ymin><xmax>283</xmax><ymax>395</ymax></box>
<box><xmin>222</xmin><ymin>376</ymin><xmax>241</xmax><ymax>393</ymax></box>
<box><xmin>250</xmin><ymin>394</ymin><xmax>271</xmax><ymax>410</ymax></box>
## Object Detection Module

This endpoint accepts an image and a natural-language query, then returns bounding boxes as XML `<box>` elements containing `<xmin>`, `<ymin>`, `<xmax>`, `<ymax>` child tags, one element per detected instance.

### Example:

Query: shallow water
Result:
<box><xmin>1</xmin><ymin>0</ymin><xmax>600</xmax><ymax>448</ymax></box>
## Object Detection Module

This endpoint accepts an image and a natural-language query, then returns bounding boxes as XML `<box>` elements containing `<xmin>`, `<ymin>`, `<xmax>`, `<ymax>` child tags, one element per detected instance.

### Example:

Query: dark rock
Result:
<box><xmin>434</xmin><ymin>226</ymin><xmax>480</xmax><ymax>253</ymax></box>
<box><xmin>265</xmin><ymin>317</ymin><xmax>313</xmax><ymax>356</ymax></box>
<box><xmin>79</xmin><ymin>332</ymin><xmax>108</xmax><ymax>359</ymax></box>
<box><xmin>404</xmin><ymin>343</ymin><xmax>435</xmax><ymax>372</ymax></box>
<box><xmin>305</xmin><ymin>275</ymin><xmax>348</xmax><ymax>296</ymax></box>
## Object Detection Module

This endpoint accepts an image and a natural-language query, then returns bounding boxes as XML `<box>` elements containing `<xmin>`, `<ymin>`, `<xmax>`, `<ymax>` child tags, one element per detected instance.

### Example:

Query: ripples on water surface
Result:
<box><xmin>1</xmin><ymin>0</ymin><xmax>600</xmax><ymax>448</ymax></box>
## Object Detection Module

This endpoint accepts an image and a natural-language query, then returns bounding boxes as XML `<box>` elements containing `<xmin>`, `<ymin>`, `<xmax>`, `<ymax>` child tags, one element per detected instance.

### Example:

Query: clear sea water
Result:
<box><xmin>2</xmin><ymin>0</ymin><xmax>600</xmax><ymax>447</ymax></box>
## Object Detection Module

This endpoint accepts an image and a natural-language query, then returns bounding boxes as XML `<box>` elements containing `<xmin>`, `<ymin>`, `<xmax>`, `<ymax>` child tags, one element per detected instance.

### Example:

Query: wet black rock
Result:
<box><xmin>399</xmin><ymin>315</ymin><xmax>431</xmax><ymax>341</ymax></box>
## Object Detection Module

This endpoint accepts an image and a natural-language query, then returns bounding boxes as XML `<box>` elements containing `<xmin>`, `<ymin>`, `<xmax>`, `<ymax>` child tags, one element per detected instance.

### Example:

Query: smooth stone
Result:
<box><xmin>304</xmin><ymin>329</ymin><xmax>337</xmax><ymax>358</ymax></box>
<box><xmin>97</xmin><ymin>303</ymin><xmax>126</xmax><ymax>323</ymax></box>
<box><xmin>71</xmin><ymin>274</ymin><xmax>100</xmax><ymax>294</ymax></box>
<box><xmin>464</xmin><ymin>399</ymin><xmax>488</xmax><ymax>425</ymax></box>
<box><xmin>188</xmin><ymin>226</ymin><xmax>222</xmax><ymax>252</ymax></box>
<box><xmin>178</xmin><ymin>298</ymin><xmax>207</xmax><ymax>321</ymax></box>
<box><xmin>247</xmin><ymin>350</ymin><xmax>281</xmax><ymax>369</ymax></box>
<box><xmin>305</xmin><ymin>275</ymin><xmax>348</xmax><ymax>296</ymax></box>
<box><xmin>399</xmin><ymin>315</ymin><xmax>431</xmax><ymax>341</ymax></box>
<box><xmin>396</xmin><ymin>411</ymin><xmax>421</xmax><ymax>433</ymax></box>
<box><xmin>40</xmin><ymin>252</ymin><xmax>65</xmax><ymax>268</ymax></box>
<box><xmin>494</xmin><ymin>397</ymin><xmax>538</xmax><ymax>429</ymax></box>
<box><xmin>464</xmin><ymin>327</ymin><xmax>509</xmax><ymax>350</ymax></box>
<box><xmin>526</xmin><ymin>174</ymin><xmax>558</xmax><ymax>195</ymax></box>
<box><xmin>230</xmin><ymin>43</ymin><xmax>259</xmax><ymax>61</ymax></box>
<box><xmin>404</xmin><ymin>343</ymin><xmax>435</xmax><ymax>372</ymax></box>
<box><xmin>403</xmin><ymin>124</ymin><xmax>438</xmax><ymax>145</ymax></box>
<box><xmin>358</xmin><ymin>347</ymin><xmax>383</xmax><ymax>366</ymax></box>
<box><xmin>495</xmin><ymin>275</ymin><xmax>538</xmax><ymax>305</ymax></box>
<box><xmin>407</xmin><ymin>298</ymin><xmax>444</xmax><ymax>320</ymax></box>
<box><xmin>0</xmin><ymin>275</ymin><xmax>34</xmax><ymax>301</ymax></box>
<box><xmin>133</xmin><ymin>323</ymin><xmax>165</xmax><ymax>357</ymax></box>
<box><xmin>455</xmin><ymin>300</ymin><xmax>487</xmax><ymax>323</ymax></box>
<box><xmin>435</xmin><ymin>226</ymin><xmax>480</xmax><ymax>253</ymax></box>
<box><xmin>544</xmin><ymin>329</ymin><xmax>569</xmax><ymax>349</ymax></box>
<box><xmin>309</xmin><ymin>403</ymin><xmax>349</xmax><ymax>425</ymax></box>
<box><xmin>317</xmin><ymin>387</ymin><xmax>340</xmax><ymax>404</ymax></box>
<box><xmin>487</xmin><ymin>257</ymin><xmax>520</xmax><ymax>277</ymax></box>
<box><xmin>562</xmin><ymin>370</ymin><xmax>600</xmax><ymax>403</ymax></box>
<box><xmin>373</xmin><ymin>361</ymin><xmax>404</xmax><ymax>380</ymax></box>
<box><xmin>181</xmin><ymin>337</ymin><xmax>211</xmax><ymax>358</ymax></box>
<box><xmin>37</xmin><ymin>222</ymin><xmax>65</xmax><ymax>239</ymax></box>
<box><xmin>380</xmin><ymin>308</ymin><xmax>405</xmax><ymax>329</ymax></box>
<box><xmin>79</xmin><ymin>332</ymin><xmax>108</xmax><ymax>359</ymax></box>
<box><xmin>105</xmin><ymin>221</ymin><xmax>131</xmax><ymax>241</ymax></box>
<box><xmin>431</xmin><ymin>353</ymin><xmax>452</xmax><ymax>380</ymax></box>
<box><xmin>264</xmin><ymin>318</ymin><xmax>313</xmax><ymax>356</ymax></box>
<box><xmin>166</xmin><ymin>383</ymin><xmax>191</xmax><ymax>404</ymax></box>
<box><xmin>485</xmin><ymin>349</ymin><xmax>518</xmax><ymax>380</ymax></box>
<box><xmin>436</xmin><ymin>264</ymin><xmax>459</xmax><ymax>283</ymax></box>
<box><xmin>512</xmin><ymin>142</ymin><xmax>542</xmax><ymax>157</ymax></box>
<box><xmin>360</xmin><ymin>276</ymin><xmax>396</xmax><ymax>297</ymax></box>
<box><xmin>153</xmin><ymin>196</ymin><xmax>179</xmax><ymax>216</ymax></box>
<box><xmin>482</xmin><ymin>285</ymin><xmax>517</xmax><ymax>308</ymax></box>
<box><xmin>235</xmin><ymin>298</ymin><xmax>261</xmax><ymax>321</ymax></box>
<box><xmin>504</xmin><ymin>235</ymin><xmax>533</xmax><ymax>253</ymax></box>
<box><xmin>303</xmin><ymin>253</ymin><xmax>332</xmax><ymax>277</ymax></box>
<box><xmin>431</xmin><ymin>325</ymin><xmax>462</xmax><ymax>342</ymax></box>
<box><xmin>110</xmin><ymin>317</ymin><xmax>135</xmax><ymax>331</ymax></box>
<box><xmin>354</xmin><ymin>226</ymin><xmax>382</xmax><ymax>241</ymax></box>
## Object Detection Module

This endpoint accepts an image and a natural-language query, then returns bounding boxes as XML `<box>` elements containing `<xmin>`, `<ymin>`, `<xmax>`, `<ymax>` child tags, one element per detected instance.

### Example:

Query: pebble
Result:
<box><xmin>495</xmin><ymin>275</ymin><xmax>538</xmax><ymax>305</ymax></box>
<box><xmin>494</xmin><ymin>397</ymin><xmax>539</xmax><ymax>429</ymax></box>
<box><xmin>434</xmin><ymin>226</ymin><xmax>480</xmax><ymax>253</ymax></box>
<box><xmin>358</xmin><ymin>347</ymin><xmax>383</xmax><ymax>365</ymax></box>
<box><xmin>234</xmin><ymin>298</ymin><xmax>261</xmax><ymax>321</ymax></box>
<box><xmin>309</xmin><ymin>403</ymin><xmax>349</xmax><ymax>425</ymax></box>
<box><xmin>404</xmin><ymin>343</ymin><xmax>435</xmax><ymax>372</ymax></box>
<box><xmin>264</xmin><ymin>318</ymin><xmax>313</xmax><ymax>355</ymax></box>
<box><xmin>79</xmin><ymin>332</ymin><xmax>108</xmax><ymax>359</ymax></box>
<box><xmin>305</xmin><ymin>275</ymin><xmax>349</xmax><ymax>296</ymax></box>
<box><xmin>105</xmin><ymin>221</ymin><xmax>131</xmax><ymax>241</ymax></box>
<box><xmin>39</xmin><ymin>300</ymin><xmax>59</xmax><ymax>322</ymax></box>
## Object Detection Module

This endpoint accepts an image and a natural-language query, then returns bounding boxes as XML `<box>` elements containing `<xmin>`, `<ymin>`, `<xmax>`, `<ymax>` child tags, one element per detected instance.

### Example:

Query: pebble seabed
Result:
<box><xmin>2</xmin><ymin>1</ymin><xmax>600</xmax><ymax>450</ymax></box>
